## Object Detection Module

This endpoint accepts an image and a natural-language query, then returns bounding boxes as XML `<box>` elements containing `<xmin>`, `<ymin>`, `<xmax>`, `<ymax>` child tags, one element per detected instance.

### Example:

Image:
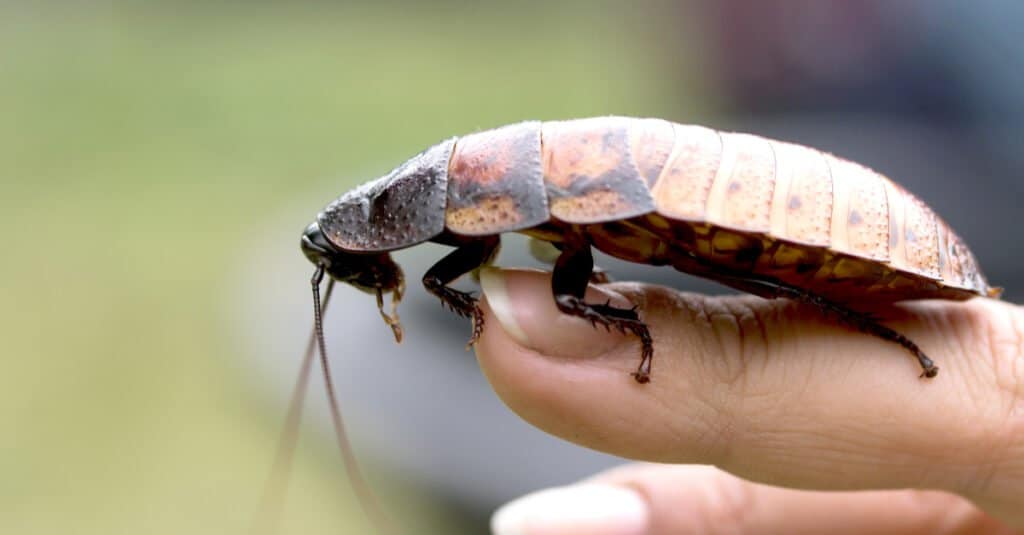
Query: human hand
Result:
<box><xmin>475</xmin><ymin>268</ymin><xmax>1024</xmax><ymax>534</ymax></box>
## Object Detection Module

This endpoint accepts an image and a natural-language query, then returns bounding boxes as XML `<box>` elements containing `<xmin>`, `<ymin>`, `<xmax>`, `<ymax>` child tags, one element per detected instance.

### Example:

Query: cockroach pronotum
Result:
<box><xmin>269</xmin><ymin>116</ymin><xmax>1001</xmax><ymax>531</ymax></box>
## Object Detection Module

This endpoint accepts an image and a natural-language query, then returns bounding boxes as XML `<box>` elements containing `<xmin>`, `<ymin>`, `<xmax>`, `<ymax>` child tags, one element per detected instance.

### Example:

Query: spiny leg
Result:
<box><xmin>552</xmin><ymin>234</ymin><xmax>653</xmax><ymax>384</ymax></box>
<box><xmin>423</xmin><ymin>236</ymin><xmax>500</xmax><ymax>349</ymax></box>
<box><xmin>712</xmin><ymin>272</ymin><xmax>939</xmax><ymax>378</ymax></box>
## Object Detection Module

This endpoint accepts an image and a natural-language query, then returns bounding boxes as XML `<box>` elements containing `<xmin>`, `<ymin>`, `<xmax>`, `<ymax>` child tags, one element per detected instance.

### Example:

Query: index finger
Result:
<box><xmin>474</xmin><ymin>268</ymin><xmax>1024</xmax><ymax>527</ymax></box>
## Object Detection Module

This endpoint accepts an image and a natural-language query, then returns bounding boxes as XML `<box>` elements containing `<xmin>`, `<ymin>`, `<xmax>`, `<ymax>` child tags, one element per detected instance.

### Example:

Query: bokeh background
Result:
<box><xmin>3</xmin><ymin>1</ymin><xmax>1021</xmax><ymax>533</ymax></box>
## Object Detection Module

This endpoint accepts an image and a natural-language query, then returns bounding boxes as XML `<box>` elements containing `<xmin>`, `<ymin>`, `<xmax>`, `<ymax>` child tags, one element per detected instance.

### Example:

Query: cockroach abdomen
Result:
<box><xmin>445</xmin><ymin>121</ymin><xmax>548</xmax><ymax>235</ymax></box>
<box><xmin>541</xmin><ymin>117</ymin><xmax>657</xmax><ymax>223</ymax></box>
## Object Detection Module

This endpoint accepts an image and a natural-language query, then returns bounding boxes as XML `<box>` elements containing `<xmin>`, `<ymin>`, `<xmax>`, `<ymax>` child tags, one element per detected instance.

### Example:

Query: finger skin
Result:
<box><xmin>474</xmin><ymin>268</ymin><xmax>1024</xmax><ymax>527</ymax></box>
<box><xmin>590</xmin><ymin>463</ymin><xmax>1012</xmax><ymax>535</ymax></box>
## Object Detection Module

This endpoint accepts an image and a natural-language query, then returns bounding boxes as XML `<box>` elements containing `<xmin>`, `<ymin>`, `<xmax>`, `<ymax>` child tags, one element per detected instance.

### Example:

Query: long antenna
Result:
<box><xmin>311</xmin><ymin>264</ymin><xmax>393</xmax><ymax>535</ymax></box>
<box><xmin>254</xmin><ymin>277</ymin><xmax>335</xmax><ymax>534</ymax></box>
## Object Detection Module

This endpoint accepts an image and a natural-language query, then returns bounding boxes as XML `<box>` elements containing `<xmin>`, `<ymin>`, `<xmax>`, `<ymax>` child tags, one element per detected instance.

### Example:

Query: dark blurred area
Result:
<box><xmin>714</xmin><ymin>2</ymin><xmax>965</xmax><ymax>119</ymax></box>
<box><xmin>2</xmin><ymin>1</ymin><xmax>1020</xmax><ymax>534</ymax></box>
<box><xmin>702</xmin><ymin>0</ymin><xmax>1023</xmax><ymax>293</ymax></box>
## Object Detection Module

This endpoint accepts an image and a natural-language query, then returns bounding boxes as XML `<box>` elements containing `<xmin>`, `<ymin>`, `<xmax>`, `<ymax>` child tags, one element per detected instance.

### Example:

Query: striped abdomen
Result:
<box><xmin>443</xmin><ymin>117</ymin><xmax>995</xmax><ymax>302</ymax></box>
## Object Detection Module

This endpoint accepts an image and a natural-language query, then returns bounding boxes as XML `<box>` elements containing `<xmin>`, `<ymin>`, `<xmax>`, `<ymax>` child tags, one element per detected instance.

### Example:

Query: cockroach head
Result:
<box><xmin>301</xmin><ymin>222</ymin><xmax>403</xmax><ymax>293</ymax></box>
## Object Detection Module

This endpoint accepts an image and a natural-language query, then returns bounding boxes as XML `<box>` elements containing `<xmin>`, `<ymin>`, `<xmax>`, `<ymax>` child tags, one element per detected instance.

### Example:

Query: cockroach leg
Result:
<box><xmin>552</xmin><ymin>236</ymin><xmax>653</xmax><ymax>383</ymax></box>
<box><xmin>423</xmin><ymin>236</ymin><xmax>501</xmax><ymax>349</ymax></box>
<box><xmin>375</xmin><ymin>284</ymin><xmax>404</xmax><ymax>343</ymax></box>
<box><xmin>529</xmin><ymin>236</ymin><xmax>611</xmax><ymax>283</ymax></box>
<box><xmin>805</xmin><ymin>290</ymin><xmax>938</xmax><ymax>378</ymax></box>
<box><xmin>714</xmin><ymin>273</ymin><xmax>939</xmax><ymax>378</ymax></box>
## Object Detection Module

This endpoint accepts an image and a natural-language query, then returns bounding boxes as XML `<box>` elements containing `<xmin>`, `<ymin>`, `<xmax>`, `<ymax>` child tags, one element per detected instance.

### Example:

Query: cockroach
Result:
<box><xmin>277</xmin><ymin>116</ymin><xmax>1000</xmax><ymax>530</ymax></box>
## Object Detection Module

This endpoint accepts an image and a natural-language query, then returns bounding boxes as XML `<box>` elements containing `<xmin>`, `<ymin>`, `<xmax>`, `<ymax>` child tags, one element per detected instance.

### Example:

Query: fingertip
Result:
<box><xmin>474</xmin><ymin>271</ymin><xmax>612</xmax><ymax>418</ymax></box>
<box><xmin>474</xmin><ymin>269</ymin><xmax>665</xmax><ymax>452</ymax></box>
<box><xmin>478</xmin><ymin>267</ymin><xmax>636</xmax><ymax>362</ymax></box>
<box><xmin>490</xmin><ymin>484</ymin><xmax>649</xmax><ymax>535</ymax></box>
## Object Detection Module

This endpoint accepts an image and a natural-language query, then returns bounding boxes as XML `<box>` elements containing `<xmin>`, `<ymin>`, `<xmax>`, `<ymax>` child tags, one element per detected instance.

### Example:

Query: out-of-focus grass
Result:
<box><xmin>0</xmin><ymin>2</ymin><xmax>705</xmax><ymax>533</ymax></box>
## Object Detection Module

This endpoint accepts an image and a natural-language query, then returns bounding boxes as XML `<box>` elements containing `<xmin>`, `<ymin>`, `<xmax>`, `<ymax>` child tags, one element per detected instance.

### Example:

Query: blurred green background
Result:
<box><xmin>6</xmin><ymin>1</ymin><xmax>1020</xmax><ymax>533</ymax></box>
<box><xmin>0</xmin><ymin>2</ymin><xmax>706</xmax><ymax>533</ymax></box>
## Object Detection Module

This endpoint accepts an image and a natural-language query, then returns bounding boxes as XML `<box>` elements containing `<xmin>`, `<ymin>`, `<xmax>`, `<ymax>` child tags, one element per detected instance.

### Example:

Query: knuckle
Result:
<box><xmin>951</xmin><ymin>301</ymin><xmax>1024</xmax><ymax>500</ymax></box>
<box><xmin>696</xmin><ymin>297</ymin><xmax>776</xmax><ymax>388</ymax></box>
<box><xmin>990</xmin><ymin>304</ymin><xmax>1024</xmax><ymax>463</ymax></box>
<box><xmin>993</xmin><ymin>306</ymin><xmax>1024</xmax><ymax>396</ymax></box>
<box><xmin>972</xmin><ymin>302</ymin><xmax>1024</xmax><ymax>416</ymax></box>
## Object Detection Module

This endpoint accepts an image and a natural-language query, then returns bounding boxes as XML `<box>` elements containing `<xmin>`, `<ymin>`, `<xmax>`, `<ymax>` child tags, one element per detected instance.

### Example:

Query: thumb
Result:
<box><xmin>474</xmin><ymin>267</ymin><xmax>1024</xmax><ymax>527</ymax></box>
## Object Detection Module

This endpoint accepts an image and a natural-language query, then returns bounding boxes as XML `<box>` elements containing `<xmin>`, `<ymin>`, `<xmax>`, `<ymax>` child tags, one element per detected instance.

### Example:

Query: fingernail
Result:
<box><xmin>479</xmin><ymin>266</ymin><xmax>532</xmax><ymax>346</ymax></box>
<box><xmin>479</xmin><ymin>267</ymin><xmax>635</xmax><ymax>359</ymax></box>
<box><xmin>491</xmin><ymin>484</ymin><xmax>649</xmax><ymax>535</ymax></box>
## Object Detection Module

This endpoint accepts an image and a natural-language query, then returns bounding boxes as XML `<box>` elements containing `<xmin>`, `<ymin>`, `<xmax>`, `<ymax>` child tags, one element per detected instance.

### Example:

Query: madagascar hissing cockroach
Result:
<box><xmin>282</xmin><ymin>116</ymin><xmax>1000</xmax><ymax>530</ymax></box>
